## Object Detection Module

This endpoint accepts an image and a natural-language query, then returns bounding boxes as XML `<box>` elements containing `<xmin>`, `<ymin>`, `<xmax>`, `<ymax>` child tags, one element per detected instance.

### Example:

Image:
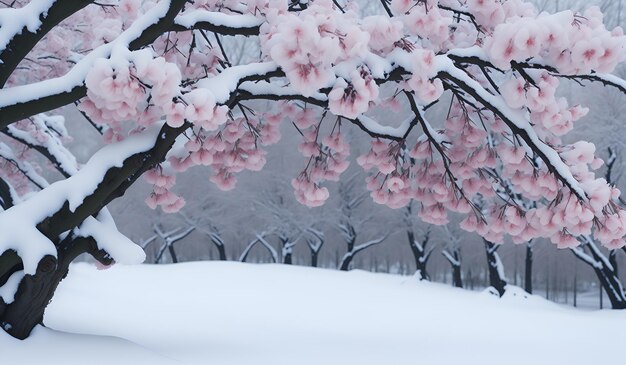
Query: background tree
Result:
<box><xmin>404</xmin><ymin>202</ymin><xmax>435</xmax><ymax>280</ymax></box>
<box><xmin>442</xmin><ymin>225</ymin><xmax>463</xmax><ymax>288</ymax></box>
<box><xmin>336</xmin><ymin>175</ymin><xmax>388</xmax><ymax>271</ymax></box>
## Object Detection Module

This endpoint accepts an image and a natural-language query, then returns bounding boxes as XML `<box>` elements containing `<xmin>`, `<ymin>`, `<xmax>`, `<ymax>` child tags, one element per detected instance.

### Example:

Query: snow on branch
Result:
<box><xmin>0</xmin><ymin>0</ymin><xmax>187</xmax><ymax>126</ymax></box>
<box><xmin>438</xmin><ymin>57</ymin><xmax>587</xmax><ymax>200</ymax></box>
<box><xmin>172</xmin><ymin>11</ymin><xmax>262</xmax><ymax>36</ymax></box>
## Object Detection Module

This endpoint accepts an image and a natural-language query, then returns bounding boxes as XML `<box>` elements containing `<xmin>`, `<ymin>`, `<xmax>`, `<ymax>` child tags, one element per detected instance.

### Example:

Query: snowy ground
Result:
<box><xmin>3</xmin><ymin>262</ymin><xmax>625</xmax><ymax>364</ymax></box>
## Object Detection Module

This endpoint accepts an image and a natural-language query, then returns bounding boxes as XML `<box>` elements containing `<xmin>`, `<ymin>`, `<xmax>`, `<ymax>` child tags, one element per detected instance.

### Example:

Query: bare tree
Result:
<box><xmin>305</xmin><ymin>226</ymin><xmax>325</xmax><ymax>267</ymax></box>
<box><xmin>404</xmin><ymin>202</ymin><xmax>436</xmax><ymax>280</ymax></box>
<box><xmin>144</xmin><ymin>223</ymin><xmax>195</xmax><ymax>264</ymax></box>
<box><xmin>336</xmin><ymin>175</ymin><xmax>388</xmax><ymax>271</ymax></box>
<box><xmin>181</xmin><ymin>213</ymin><xmax>227</xmax><ymax>261</ymax></box>
<box><xmin>239</xmin><ymin>232</ymin><xmax>277</xmax><ymax>263</ymax></box>
<box><xmin>442</xmin><ymin>225</ymin><xmax>463</xmax><ymax>288</ymax></box>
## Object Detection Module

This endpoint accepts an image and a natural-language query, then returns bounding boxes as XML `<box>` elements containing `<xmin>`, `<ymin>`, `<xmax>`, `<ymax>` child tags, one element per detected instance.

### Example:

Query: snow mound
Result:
<box><xmin>25</xmin><ymin>262</ymin><xmax>626</xmax><ymax>364</ymax></box>
<box><xmin>1</xmin><ymin>325</ymin><xmax>176</xmax><ymax>364</ymax></box>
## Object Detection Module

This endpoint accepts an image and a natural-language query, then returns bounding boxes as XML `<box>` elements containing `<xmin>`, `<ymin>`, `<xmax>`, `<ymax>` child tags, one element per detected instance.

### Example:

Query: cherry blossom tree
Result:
<box><xmin>0</xmin><ymin>0</ymin><xmax>626</xmax><ymax>339</ymax></box>
<box><xmin>568</xmin><ymin>147</ymin><xmax>626</xmax><ymax>309</ymax></box>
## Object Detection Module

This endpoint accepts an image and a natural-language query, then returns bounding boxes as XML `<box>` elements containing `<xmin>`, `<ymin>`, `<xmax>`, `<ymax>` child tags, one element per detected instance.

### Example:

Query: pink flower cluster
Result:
<box><xmin>292</xmin><ymin>106</ymin><xmax>350</xmax><ymax>207</ymax></box>
<box><xmin>144</xmin><ymin>168</ymin><xmax>186</xmax><ymax>213</ymax></box>
<box><xmin>392</xmin><ymin>0</ymin><xmax>451</xmax><ymax>50</ymax></box>
<box><xmin>81</xmin><ymin>52</ymin><xmax>184</xmax><ymax>139</ymax></box>
<box><xmin>501</xmin><ymin>73</ymin><xmax>589</xmax><ymax>136</ymax></box>
<box><xmin>486</xmin><ymin>7</ymin><xmax>625</xmax><ymax>74</ymax></box>
<box><xmin>328</xmin><ymin>68</ymin><xmax>379</xmax><ymax>119</ymax></box>
<box><xmin>261</xmin><ymin>0</ymin><xmax>370</xmax><ymax>96</ymax></box>
<box><xmin>169</xmin><ymin>116</ymin><xmax>273</xmax><ymax>191</ymax></box>
<box><xmin>406</xmin><ymin>49</ymin><xmax>444</xmax><ymax>104</ymax></box>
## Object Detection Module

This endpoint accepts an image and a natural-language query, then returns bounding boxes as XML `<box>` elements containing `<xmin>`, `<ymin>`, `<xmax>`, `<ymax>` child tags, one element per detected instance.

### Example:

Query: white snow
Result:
<box><xmin>175</xmin><ymin>11</ymin><xmax>262</xmax><ymax>29</ymax></box>
<box><xmin>0</xmin><ymin>124</ymin><xmax>159</xmax><ymax>274</ymax></box>
<box><xmin>0</xmin><ymin>270</ymin><xmax>24</xmax><ymax>304</ymax></box>
<box><xmin>5</xmin><ymin>261</ymin><xmax>616</xmax><ymax>365</ymax></box>
<box><xmin>197</xmin><ymin>61</ymin><xmax>280</xmax><ymax>103</ymax></box>
<box><xmin>1</xmin><ymin>326</ymin><xmax>175</xmax><ymax>365</ymax></box>
<box><xmin>0</xmin><ymin>0</ymin><xmax>56</xmax><ymax>53</ymax></box>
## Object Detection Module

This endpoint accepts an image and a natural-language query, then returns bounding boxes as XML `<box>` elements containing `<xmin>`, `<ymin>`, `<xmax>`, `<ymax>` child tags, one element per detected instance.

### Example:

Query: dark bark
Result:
<box><xmin>525</xmin><ymin>243</ymin><xmax>533</xmax><ymax>294</ymax></box>
<box><xmin>215</xmin><ymin>243</ymin><xmax>227</xmax><ymax>261</ymax></box>
<box><xmin>451</xmin><ymin>262</ymin><xmax>462</xmax><ymax>288</ymax></box>
<box><xmin>571</xmin><ymin>243</ymin><xmax>626</xmax><ymax>309</ymax></box>
<box><xmin>311</xmin><ymin>251</ymin><xmax>319</xmax><ymax>267</ymax></box>
<box><xmin>0</xmin><ymin>235</ymin><xmax>112</xmax><ymax>339</ymax></box>
<box><xmin>609</xmin><ymin>250</ymin><xmax>619</xmax><ymax>277</ymax></box>
<box><xmin>339</xmin><ymin>239</ymin><xmax>354</xmax><ymax>271</ymax></box>
<box><xmin>484</xmin><ymin>240</ymin><xmax>507</xmax><ymax>296</ymax></box>
<box><xmin>167</xmin><ymin>245</ymin><xmax>178</xmax><ymax>264</ymax></box>
<box><xmin>283</xmin><ymin>252</ymin><xmax>292</xmax><ymax>265</ymax></box>
<box><xmin>281</xmin><ymin>238</ymin><xmax>292</xmax><ymax>265</ymax></box>
<box><xmin>0</xmin><ymin>1</ymin><xmax>96</xmax><ymax>87</ymax></box>
<box><xmin>0</xmin><ymin>176</ymin><xmax>15</xmax><ymax>210</ymax></box>
<box><xmin>408</xmin><ymin>230</ymin><xmax>431</xmax><ymax>280</ymax></box>
<box><xmin>442</xmin><ymin>248</ymin><xmax>463</xmax><ymax>288</ymax></box>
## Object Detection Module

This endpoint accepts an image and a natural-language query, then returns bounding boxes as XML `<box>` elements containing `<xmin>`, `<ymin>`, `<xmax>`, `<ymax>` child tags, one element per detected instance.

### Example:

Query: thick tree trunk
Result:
<box><xmin>525</xmin><ymin>243</ymin><xmax>533</xmax><ymax>294</ymax></box>
<box><xmin>0</xmin><ymin>121</ymin><xmax>188</xmax><ymax>339</ymax></box>
<box><xmin>484</xmin><ymin>241</ymin><xmax>507</xmax><ymax>296</ymax></box>
<box><xmin>0</xmin><ymin>236</ymin><xmax>111</xmax><ymax>339</ymax></box>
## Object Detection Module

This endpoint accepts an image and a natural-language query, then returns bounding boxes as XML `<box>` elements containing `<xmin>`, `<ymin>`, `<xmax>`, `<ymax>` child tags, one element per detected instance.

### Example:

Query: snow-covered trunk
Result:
<box><xmin>339</xmin><ymin>236</ymin><xmax>356</xmax><ymax>271</ymax></box>
<box><xmin>305</xmin><ymin>230</ymin><xmax>324</xmax><ymax>268</ymax></box>
<box><xmin>0</xmin><ymin>235</ymin><xmax>112</xmax><ymax>339</ymax></box>
<box><xmin>0</xmin><ymin>121</ymin><xmax>187</xmax><ymax>339</ymax></box>
<box><xmin>281</xmin><ymin>237</ymin><xmax>292</xmax><ymax>265</ymax></box>
<box><xmin>484</xmin><ymin>241</ymin><xmax>507</xmax><ymax>296</ymax></box>
<box><xmin>570</xmin><ymin>239</ymin><xmax>626</xmax><ymax>309</ymax></box>
<box><xmin>442</xmin><ymin>246</ymin><xmax>462</xmax><ymax>288</ymax></box>
<box><xmin>407</xmin><ymin>230</ymin><xmax>430</xmax><ymax>280</ymax></box>
<box><xmin>609</xmin><ymin>250</ymin><xmax>619</xmax><ymax>277</ymax></box>
<box><xmin>525</xmin><ymin>242</ymin><xmax>533</xmax><ymax>294</ymax></box>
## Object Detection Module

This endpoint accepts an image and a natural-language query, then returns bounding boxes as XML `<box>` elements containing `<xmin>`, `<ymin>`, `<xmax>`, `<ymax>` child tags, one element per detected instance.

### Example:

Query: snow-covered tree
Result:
<box><xmin>305</xmin><ymin>226</ymin><xmax>325</xmax><ymax>267</ymax></box>
<box><xmin>144</xmin><ymin>222</ymin><xmax>195</xmax><ymax>263</ymax></box>
<box><xmin>404</xmin><ymin>202</ymin><xmax>435</xmax><ymax>280</ymax></box>
<box><xmin>0</xmin><ymin>0</ymin><xmax>626</xmax><ymax>339</ymax></box>
<box><xmin>442</xmin><ymin>224</ymin><xmax>463</xmax><ymax>288</ymax></box>
<box><xmin>569</xmin><ymin>147</ymin><xmax>626</xmax><ymax>309</ymax></box>
<box><xmin>336</xmin><ymin>175</ymin><xmax>388</xmax><ymax>270</ymax></box>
